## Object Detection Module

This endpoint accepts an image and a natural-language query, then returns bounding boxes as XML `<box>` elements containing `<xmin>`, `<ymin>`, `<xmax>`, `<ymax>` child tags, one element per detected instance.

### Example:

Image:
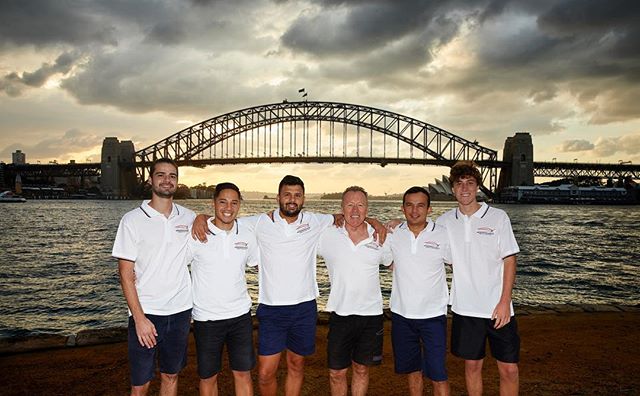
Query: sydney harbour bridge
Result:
<box><xmin>2</xmin><ymin>101</ymin><xmax>639</xmax><ymax>198</ymax></box>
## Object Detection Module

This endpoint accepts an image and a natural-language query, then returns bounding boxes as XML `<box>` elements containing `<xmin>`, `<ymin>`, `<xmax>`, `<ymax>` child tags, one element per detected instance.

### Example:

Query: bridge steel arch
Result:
<box><xmin>136</xmin><ymin>101</ymin><xmax>499</xmax><ymax>191</ymax></box>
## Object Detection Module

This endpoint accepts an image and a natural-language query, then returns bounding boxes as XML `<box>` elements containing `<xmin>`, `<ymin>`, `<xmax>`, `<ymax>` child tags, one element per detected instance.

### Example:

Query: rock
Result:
<box><xmin>0</xmin><ymin>334</ymin><xmax>68</xmax><ymax>355</ymax></box>
<box><xmin>75</xmin><ymin>327</ymin><xmax>127</xmax><ymax>346</ymax></box>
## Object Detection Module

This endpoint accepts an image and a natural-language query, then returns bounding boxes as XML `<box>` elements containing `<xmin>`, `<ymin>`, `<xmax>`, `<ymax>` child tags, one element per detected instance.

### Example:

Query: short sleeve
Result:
<box><xmin>380</xmin><ymin>239</ymin><xmax>393</xmax><ymax>266</ymax></box>
<box><xmin>316</xmin><ymin>213</ymin><xmax>334</xmax><ymax>230</ymax></box>
<box><xmin>238</xmin><ymin>214</ymin><xmax>261</xmax><ymax>232</ymax></box>
<box><xmin>498</xmin><ymin>214</ymin><xmax>520</xmax><ymax>259</ymax></box>
<box><xmin>112</xmin><ymin>217</ymin><xmax>137</xmax><ymax>262</ymax></box>
<box><xmin>246</xmin><ymin>234</ymin><xmax>260</xmax><ymax>267</ymax></box>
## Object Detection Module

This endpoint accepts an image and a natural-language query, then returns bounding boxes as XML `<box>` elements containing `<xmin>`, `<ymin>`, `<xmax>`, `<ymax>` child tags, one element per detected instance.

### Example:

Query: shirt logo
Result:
<box><xmin>423</xmin><ymin>240</ymin><xmax>440</xmax><ymax>249</ymax></box>
<box><xmin>296</xmin><ymin>223</ymin><xmax>311</xmax><ymax>233</ymax></box>
<box><xmin>364</xmin><ymin>241</ymin><xmax>380</xmax><ymax>250</ymax></box>
<box><xmin>175</xmin><ymin>224</ymin><xmax>189</xmax><ymax>233</ymax></box>
<box><xmin>476</xmin><ymin>227</ymin><xmax>495</xmax><ymax>235</ymax></box>
<box><xmin>234</xmin><ymin>241</ymin><xmax>249</xmax><ymax>250</ymax></box>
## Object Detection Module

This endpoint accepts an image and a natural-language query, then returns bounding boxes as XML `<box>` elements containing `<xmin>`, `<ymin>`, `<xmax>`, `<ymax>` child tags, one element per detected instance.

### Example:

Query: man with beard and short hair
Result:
<box><xmin>318</xmin><ymin>186</ymin><xmax>392</xmax><ymax>396</ymax></box>
<box><xmin>188</xmin><ymin>182</ymin><xmax>258</xmax><ymax>396</ymax></box>
<box><xmin>192</xmin><ymin>175</ymin><xmax>387</xmax><ymax>396</ymax></box>
<box><xmin>112</xmin><ymin>158</ymin><xmax>195</xmax><ymax>396</ymax></box>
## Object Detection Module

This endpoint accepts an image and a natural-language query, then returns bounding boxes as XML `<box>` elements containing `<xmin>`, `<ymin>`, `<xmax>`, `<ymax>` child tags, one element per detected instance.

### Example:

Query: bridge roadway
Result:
<box><xmin>3</xmin><ymin>159</ymin><xmax>639</xmax><ymax>187</ymax></box>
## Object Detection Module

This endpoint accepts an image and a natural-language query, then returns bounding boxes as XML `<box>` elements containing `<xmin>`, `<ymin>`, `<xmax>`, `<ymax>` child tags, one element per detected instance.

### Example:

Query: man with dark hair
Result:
<box><xmin>192</xmin><ymin>175</ymin><xmax>386</xmax><ymax>396</ymax></box>
<box><xmin>112</xmin><ymin>158</ymin><xmax>195</xmax><ymax>396</ymax></box>
<box><xmin>188</xmin><ymin>182</ymin><xmax>258</xmax><ymax>396</ymax></box>
<box><xmin>318</xmin><ymin>186</ymin><xmax>392</xmax><ymax>396</ymax></box>
<box><xmin>437</xmin><ymin>161</ymin><xmax>520</xmax><ymax>396</ymax></box>
<box><xmin>388</xmin><ymin>186</ymin><xmax>451</xmax><ymax>396</ymax></box>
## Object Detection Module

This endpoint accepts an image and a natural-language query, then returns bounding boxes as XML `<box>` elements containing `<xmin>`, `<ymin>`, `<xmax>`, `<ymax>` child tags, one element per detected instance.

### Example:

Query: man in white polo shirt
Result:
<box><xmin>112</xmin><ymin>158</ymin><xmax>195</xmax><ymax>396</ymax></box>
<box><xmin>192</xmin><ymin>175</ymin><xmax>386</xmax><ymax>396</ymax></box>
<box><xmin>437</xmin><ymin>161</ymin><xmax>520</xmax><ymax>396</ymax></box>
<box><xmin>318</xmin><ymin>186</ymin><xmax>392</xmax><ymax>396</ymax></box>
<box><xmin>188</xmin><ymin>182</ymin><xmax>258</xmax><ymax>396</ymax></box>
<box><xmin>388</xmin><ymin>186</ymin><xmax>451</xmax><ymax>396</ymax></box>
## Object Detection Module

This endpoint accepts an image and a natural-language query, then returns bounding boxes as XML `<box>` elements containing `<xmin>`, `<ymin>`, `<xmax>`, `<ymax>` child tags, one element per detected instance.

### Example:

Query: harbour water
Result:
<box><xmin>1</xmin><ymin>199</ymin><xmax>639</xmax><ymax>339</ymax></box>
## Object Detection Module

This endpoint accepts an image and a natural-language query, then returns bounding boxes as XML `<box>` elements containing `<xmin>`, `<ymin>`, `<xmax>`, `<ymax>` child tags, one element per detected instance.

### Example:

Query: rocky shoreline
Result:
<box><xmin>2</xmin><ymin>304</ymin><xmax>638</xmax><ymax>355</ymax></box>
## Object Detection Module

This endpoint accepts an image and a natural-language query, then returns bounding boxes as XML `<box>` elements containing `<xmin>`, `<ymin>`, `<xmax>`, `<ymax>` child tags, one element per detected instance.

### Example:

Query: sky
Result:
<box><xmin>1</xmin><ymin>0</ymin><xmax>639</xmax><ymax>195</ymax></box>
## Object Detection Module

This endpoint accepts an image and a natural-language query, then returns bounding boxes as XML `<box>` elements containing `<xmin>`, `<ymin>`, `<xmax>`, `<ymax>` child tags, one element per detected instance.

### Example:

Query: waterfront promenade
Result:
<box><xmin>2</xmin><ymin>305</ymin><xmax>638</xmax><ymax>395</ymax></box>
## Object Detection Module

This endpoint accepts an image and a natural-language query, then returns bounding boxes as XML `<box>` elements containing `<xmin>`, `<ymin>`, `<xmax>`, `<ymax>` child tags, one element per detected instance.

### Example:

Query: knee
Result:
<box><xmin>498</xmin><ymin>362</ymin><xmax>519</xmax><ymax>382</ymax></box>
<box><xmin>258</xmin><ymin>367</ymin><xmax>276</xmax><ymax>384</ymax></box>
<box><xmin>160</xmin><ymin>372</ymin><xmax>179</xmax><ymax>384</ymax></box>
<box><xmin>287</xmin><ymin>356</ymin><xmax>305</xmax><ymax>375</ymax></box>
<box><xmin>329</xmin><ymin>369</ymin><xmax>347</xmax><ymax>384</ymax></box>
<box><xmin>352</xmin><ymin>363</ymin><xmax>368</xmax><ymax>378</ymax></box>
<box><xmin>201</xmin><ymin>374</ymin><xmax>219</xmax><ymax>385</ymax></box>
<box><xmin>465</xmin><ymin>359</ymin><xmax>484</xmax><ymax>374</ymax></box>
<box><xmin>233</xmin><ymin>370</ymin><xmax>251</xmax><ymax>381</ymax></box>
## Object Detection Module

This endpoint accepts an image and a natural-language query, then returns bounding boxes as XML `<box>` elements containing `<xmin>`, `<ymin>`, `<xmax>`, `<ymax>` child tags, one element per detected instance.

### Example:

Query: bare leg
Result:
<box><xmin>407</xmin><ymin>371</ymin><xmax>423</xmax><ymax>396</ymax></box>
<box><xmin>199</xmin><ymin>374</ymin><xmax>218</xmax><ymax>396</ymax></box>
<box><xmin>130</xmin><ymin>381</ymin><xmax>150</xmax><ymax>396</ymax></box>
<box><xmin>232</xmin><ymin>370</ymin><xmax>253</xmax><ymax>396</ymax></box>
<box><xmin>464</xmin><ymin>359</ymin><xmax>484</xmax><ymax>396</ymax></box>
<box><xmin>329</xmin><ymin>368</ymin><xmax>348</xmax><ymax>396</ymax></box>
<box><xmin>432</xmin><ymin>380</ymin><xmax>450</xmax><ymax>396</ymax></box>
<box><xmin>497</xmin><ymin>361</ymin><xmax>519</xmax><ymax>396</ymax></box>
<box><xmin>159</xmin><ymin>372</ymin><xmax>179</xmax><ymax>396</ymax></box>
<box><xmin>351</xmin><ymin>362</ymin><xmax>369</xmax><ymax>396</ymax></box>
<box><xmin>284</xmin><ymin>350</ymin><xmax>305</xmax><ymax>396</ymax></box>
<box><xmin>258</xmin><ymin>353</ymin><xmax>281</xmax><ymax>396</ymax></box>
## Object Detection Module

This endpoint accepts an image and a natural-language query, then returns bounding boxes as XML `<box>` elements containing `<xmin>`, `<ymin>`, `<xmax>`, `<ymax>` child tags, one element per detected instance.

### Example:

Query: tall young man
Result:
<box><xmin>318</xmin><ymin>186</ymin><xmax>392</xmax><ymax>396</ymax></box>
<box><xmin>437</xmin><ymin>161</ymin><xmax>520</xmax><ymax>396</ymax></box>
<box><xmin>388</xmin><ymin>186</ymin><xmax>451</xmax><ymax>396</ymax></box>
<box><xmin>188</xmin><ymin>183</ymin><xmax>258</xmax><ymax>396</ymax></box>
<box><xmin>112</xmin><ymin>158</ymin><xmax>195</xmax><ymax>396</ymax></box>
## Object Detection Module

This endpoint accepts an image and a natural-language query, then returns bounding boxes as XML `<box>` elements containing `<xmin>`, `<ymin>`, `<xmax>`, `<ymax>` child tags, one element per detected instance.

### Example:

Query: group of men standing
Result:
<box><xmin>113</xmin><ymin>158</ymin><xmax>521</xmax><ymax>395</ymax></box>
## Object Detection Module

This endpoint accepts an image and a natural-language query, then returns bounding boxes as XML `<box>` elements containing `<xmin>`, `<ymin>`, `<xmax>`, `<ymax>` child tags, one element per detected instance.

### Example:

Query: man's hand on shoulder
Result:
<box><xmin>191</xmin><ymin>214</ymin><xmax>212</xmax><ymax>242</ymax></box>
<box><xmin>366</xmin><ymin>217</ymin><xmax>387</xmax><ymax>244</ymax></box>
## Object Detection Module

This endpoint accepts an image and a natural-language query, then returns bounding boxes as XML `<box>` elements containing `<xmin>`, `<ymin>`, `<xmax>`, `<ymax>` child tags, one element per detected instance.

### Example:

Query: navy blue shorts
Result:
<box><xmin>127</xmin><ymin>309</ymin><xmax>192</xmax><ymax>386</ymax></box>
<box><xmin>327</xmin><ymin>313</ymin><xmax>384</xmax><ymax>370</ymax></box>
<box><xmin>451</xmin><ymin>313</ymin><xmax>520</xmax><ymax>363</ymax></box>
<box><xmin>256</xmin><ymin>299</ymin><xmax>317</xmax><ymax>356</ymax></box>
<box><xmin>193</xmin><ymin>312</ymin><xmax>256</xmax><ymax>378</ymax></box>
<box><xmin>391</xmin><ymin>313</ymin><xmax>448</xmax><ymax>381</ymax></box>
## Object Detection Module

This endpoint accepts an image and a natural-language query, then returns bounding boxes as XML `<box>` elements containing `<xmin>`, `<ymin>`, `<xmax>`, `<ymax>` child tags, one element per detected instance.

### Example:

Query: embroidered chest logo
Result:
<box><xmin>296</xmin><ymin>223</ymin><xmax>311</xmax><ymax>233</ymax></box>
<box><xmin>423</xmin><ymin>240</ymin><xmax>440</xmax><ymax>249</ymax></box>
<box><xmin>364</xmin><ymin>241</ymin><xmax>380</xmax><ymax>250</ymax></box>
<box><xmin>234</xmin><ymin>241</ymin><xmax>249</xmax><ymax>250</ymax></box>
<box><xmin>175</xmin><ymin>224</ymin><xmax>189</xmax><ymax>233</ymax></box>
<box><xmin>476</xmin><ymin>227</ymin><xmax>495</xmax><ymax>235</ymax></box>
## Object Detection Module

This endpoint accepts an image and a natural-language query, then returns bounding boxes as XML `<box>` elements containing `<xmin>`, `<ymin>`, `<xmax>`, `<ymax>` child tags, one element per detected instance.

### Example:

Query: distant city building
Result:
<box><xmin>12</xmin><ymin>150</ymin><xmax>26</xmax><ymax>165</ymax></box>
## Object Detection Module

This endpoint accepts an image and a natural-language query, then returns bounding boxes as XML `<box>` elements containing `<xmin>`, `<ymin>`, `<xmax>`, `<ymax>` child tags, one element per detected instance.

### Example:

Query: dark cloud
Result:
<box><xmin>0</xmin><ymin>0</ymin><xmax>116</xmax><ymax>48</ymax></box>
<box><xmin>281</xmin><ymin>0</ymin><xmax>442</xmax><ymax>56</ymax></box>
<box><xmin>0</xmin><ymin>51</ymin><xmax>82</xmax><ymax>96</ymax></box>
<box><xmin>559</xmin><ymin>139</ymin><xmax>595</xmax><ymax>152</ymax></box>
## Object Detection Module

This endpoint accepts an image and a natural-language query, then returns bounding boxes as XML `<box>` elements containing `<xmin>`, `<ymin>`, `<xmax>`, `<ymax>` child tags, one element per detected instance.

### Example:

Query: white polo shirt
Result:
<box><xmin>318</xmin><ymin>225</ymin><xmax>393</xmax><ymax>316</ymax></box>
<box><xmin>437</xmin><ymin>202</ymin><xmax>519</xmax><ymax>319</ymax></box>
<box><xmin>240</xmin><ymin>210</ymin><xmax>334</xmax><ymax>306</ymax></box>
<box><xmin>112</xmin><ymin>200</ymin><xmax>196</xmax><ymax>316</ymax></box>
<box><xmin>388</xmin><ymin>220</ymin><xmax>451</xmax><ymax>319</ymax></box>
<box><xmin>187</xmin><ymin>219</ymin><xmax>259</xmax><ymax>321</ymax></box>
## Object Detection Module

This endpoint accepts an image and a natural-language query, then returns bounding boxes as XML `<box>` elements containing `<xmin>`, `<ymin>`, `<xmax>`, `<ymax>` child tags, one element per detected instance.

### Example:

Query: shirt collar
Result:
<box><xmin>398</xmin><ymin>219</ymin><xmax>436</xmax><ymax>234</ymax></box>
<box><xmin>139</xmin><ymin>200</ymin><xmax>178</xmax><ymax>218</ymax></box>
<box><xmin>455</xmin><ymin>202</ymin><xmax>489</xmax><ymax>219</ymax></box>
<box><xmin>207</xmin><ymin>218</ymin><xmax>238</xmax><ymax>235</ymax></box>
<box><xmin>274</xmin><ymin>209</ymin><xmax>304</xmax><ymax>225</ymax></box>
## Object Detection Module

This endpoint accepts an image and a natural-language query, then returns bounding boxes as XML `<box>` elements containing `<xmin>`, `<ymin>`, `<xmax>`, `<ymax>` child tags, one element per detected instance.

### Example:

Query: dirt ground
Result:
<box><xmin>1</xmin><ymin>311</ymin><xmax>639</xmax><ymax>395</ymax></box>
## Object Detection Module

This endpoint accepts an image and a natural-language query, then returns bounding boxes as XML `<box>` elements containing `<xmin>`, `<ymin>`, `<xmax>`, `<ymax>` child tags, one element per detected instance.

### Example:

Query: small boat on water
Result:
<box><xmin>0</xmin><ymin>191</ymin><xmax>27</xmax><ymax>203</ymax></box>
